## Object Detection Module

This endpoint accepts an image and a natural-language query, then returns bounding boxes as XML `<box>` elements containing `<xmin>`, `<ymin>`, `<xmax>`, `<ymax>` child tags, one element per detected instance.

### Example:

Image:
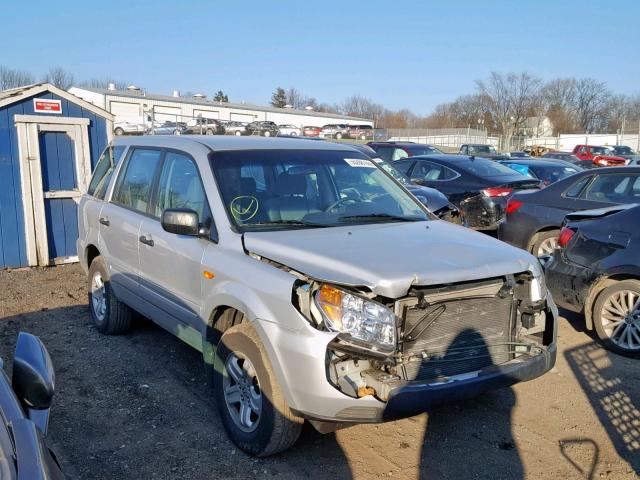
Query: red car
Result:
<box><xmin>303</xmin><ymin>126</ymin><xmax>322</xmax><ymax>137</ymax></box>
<box><xmin>572</xmin><ymin>144</ymin><xmax>627</xmax><ymax>167</ymax></box>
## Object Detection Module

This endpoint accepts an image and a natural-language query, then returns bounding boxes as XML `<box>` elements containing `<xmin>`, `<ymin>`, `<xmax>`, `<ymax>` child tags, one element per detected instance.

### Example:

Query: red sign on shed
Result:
<box><xmin>33</xmin><ymin>99</ymin><xmax>62</xmax><ymax>114</ymax></box>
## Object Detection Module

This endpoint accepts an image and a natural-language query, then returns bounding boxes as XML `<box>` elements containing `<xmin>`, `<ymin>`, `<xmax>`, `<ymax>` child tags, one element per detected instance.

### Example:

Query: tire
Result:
<box><xmin>335</xmin><ymin>132</ymin><xmax>343</xmax><ymax>139</ymax></box>
<box><xmin>114</xmin><ymin>127</ymin><xmax>124</xmax><ymax>136</ymax></box>
<box><xmin>592</xmin><ymin>280</ymin><xmax>640</xmax><ymax>358</ymax></box>
<box><xmin>264</xmin><ymin>131</ymin><xmax>271</xmax><ymax>137</ymax></box>
<box><xmin>214</xmin><ymin>321</ymin><xmax>303</xmax><ymax>456</ymax></box>
<box><xmin>291</xmin><ymin>132</ymin><xmax>297</xmax><ymax>136</ymax></box>
<box><xmin>530</xmin><ymin>229</ymin><xmax>560</xmax><ymax>258</ymax></box>
<box><xmin>87</xmin><ymin>256</ymin><xmax>132</xmax><ymax>335</ymax></box>
<box><xmin>235</xmin><ymin>130</ymin><xmax>242</xmax><ymax>136</ymax></box>
<box><xmin>206</xmin><ymin>128</ymin><xmax>214</xmax><ymax>135</ymax></box>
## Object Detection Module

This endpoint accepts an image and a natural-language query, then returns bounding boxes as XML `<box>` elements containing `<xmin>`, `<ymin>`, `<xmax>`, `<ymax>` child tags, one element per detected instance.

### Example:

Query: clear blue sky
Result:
<box><xmin>3</xmin><ymin>0</ymin><xmax>639</xmax><ymax>115</ymax></box>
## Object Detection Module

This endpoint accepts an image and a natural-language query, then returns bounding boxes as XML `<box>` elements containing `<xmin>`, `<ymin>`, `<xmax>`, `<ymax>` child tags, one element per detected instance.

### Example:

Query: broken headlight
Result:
<box><xmin>314</xmin><ymin>284</ymin><xmax>396</xmax><ymax>355</ymax></box>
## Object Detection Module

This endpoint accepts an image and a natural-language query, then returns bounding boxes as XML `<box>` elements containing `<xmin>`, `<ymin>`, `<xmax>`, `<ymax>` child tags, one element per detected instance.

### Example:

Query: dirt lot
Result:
<box><xmin>0</xmin><ymin>264</ymin><xmax>638</xmax><ymax>480</ymax></box>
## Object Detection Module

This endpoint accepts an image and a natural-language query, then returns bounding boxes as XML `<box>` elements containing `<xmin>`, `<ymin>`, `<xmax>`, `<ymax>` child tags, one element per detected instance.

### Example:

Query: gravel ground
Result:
<box><xmin>0</xmin><ymin>264</ymin><xmax>638</xmax><ymax>480</ymax></box>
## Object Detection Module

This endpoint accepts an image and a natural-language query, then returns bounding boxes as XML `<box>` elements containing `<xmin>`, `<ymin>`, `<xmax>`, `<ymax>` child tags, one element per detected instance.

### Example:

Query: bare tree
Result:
<box><xmin>574</xmin><ymin>78</ymin><xmax>610</xmax><ymax>132</ymax></box>
<box><xmin>77</xmin><ymin>78</ymin><xmax>130</xmax><ymax>90</ymax></box>
<box><xmin>0</xmin><ymin>66</ymin><xmax>35</xmax><ymax>90</ymax></box>
<box><xmin>43</xmin><ymin>66</ymin><xmax>74</xmax><ymax>90</ymax></box>
<box><xmin>340</xmin><ymin>95</ymin><xmax>384</xmax><ymax>120</ymax></box>
<box><xmin>476</xmin><ymin>72</ymin><xmax>541</xmax><ymax>146</ymax></box>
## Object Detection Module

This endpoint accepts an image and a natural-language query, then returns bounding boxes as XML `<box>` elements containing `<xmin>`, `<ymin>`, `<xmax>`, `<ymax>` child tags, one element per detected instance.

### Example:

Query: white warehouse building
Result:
<box><xmin>69</xmin><ymin>86</ymin><xmax>373</xmax><ymax>130</ymax></box>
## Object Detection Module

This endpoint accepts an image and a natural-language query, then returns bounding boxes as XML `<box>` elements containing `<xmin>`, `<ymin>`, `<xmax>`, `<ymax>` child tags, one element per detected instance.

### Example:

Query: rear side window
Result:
<box><xmin>88</xmin><ymin>146</ymin><xmax>125</xmax><ymax>200</ymax></box>
<box><xmin>564</xmin><ymin>176</ymin><xmax>591</xmax><ymax>198</ymax></box>
<box><xmin>113</xmin><ymin>149</ymin><xmax>162</xmax><ymax>213</ymax></box>
<box><xmin>412</xmin><ymin>161</ymin><xmax>458</xmax><ymax>181</ymax></box>
<box><xmin>154</xmin><ymin>152</ymin><xmax>207</xmax><ymax>219</ymax></box>
<box><xmin>581</xmin><ymin>173</ymin><xmax>640</xmax><ymax>203</ymax></box>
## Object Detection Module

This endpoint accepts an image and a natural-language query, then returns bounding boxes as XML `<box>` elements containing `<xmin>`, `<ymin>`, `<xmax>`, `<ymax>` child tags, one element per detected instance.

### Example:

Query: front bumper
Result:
<box><xmin>382</xmin><ymin>343</ymin><xmax>556</xmax><ymax>420</ymax></box>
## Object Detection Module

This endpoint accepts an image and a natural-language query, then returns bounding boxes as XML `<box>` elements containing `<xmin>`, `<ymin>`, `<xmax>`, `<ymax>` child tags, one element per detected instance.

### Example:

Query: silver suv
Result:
<box><xmin>78</xmin><ymin>136</ymin><xmax>557</xmax><ymax>456</ymax></box>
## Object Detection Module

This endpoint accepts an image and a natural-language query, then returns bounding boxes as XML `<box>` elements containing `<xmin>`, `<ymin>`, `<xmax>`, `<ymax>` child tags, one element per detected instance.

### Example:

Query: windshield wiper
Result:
<box><xmin>338</xmin><ymin>214</ymin><xmax>423</xmax><ymax>223</ymax></box>
<box><xmin>242</xmin><ymin>220</ymin><xmax>329</xmax><ymax>228</ymax></box>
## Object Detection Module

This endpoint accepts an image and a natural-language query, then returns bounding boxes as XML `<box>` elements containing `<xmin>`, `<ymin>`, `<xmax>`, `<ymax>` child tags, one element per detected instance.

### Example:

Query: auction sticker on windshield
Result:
<box><xmin>345</xmin><ymin>158</ymin><xmax>375</xmax><ymax>168</ymax></box>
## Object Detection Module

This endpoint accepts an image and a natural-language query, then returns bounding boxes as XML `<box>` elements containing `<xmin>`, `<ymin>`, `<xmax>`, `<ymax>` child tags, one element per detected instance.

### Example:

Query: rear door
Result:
<box><xmin>138</xmin><ymin>150</ymin><xmax>211</xmax><ymax>338</ymax></box>
<box><xmin>99</xmin><ymin>148</ymin><xmax>163</xmax><ymax>301</ymax></box>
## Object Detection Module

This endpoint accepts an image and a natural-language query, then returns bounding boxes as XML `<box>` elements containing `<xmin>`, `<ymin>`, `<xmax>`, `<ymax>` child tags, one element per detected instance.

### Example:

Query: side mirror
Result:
<box><xmin>12</xmin><ymin>332</ymin><xmax>55</xmax><ymax>433</ymax></box>
<box><xmin>410</xmin><ymin>177</ymin><xmax>425</xmax><ymax>185</ymax></box>
<box><xmin>161</xmin><ymin>208</ymin><xmax>200</xmax><ymax>236</ymax></box>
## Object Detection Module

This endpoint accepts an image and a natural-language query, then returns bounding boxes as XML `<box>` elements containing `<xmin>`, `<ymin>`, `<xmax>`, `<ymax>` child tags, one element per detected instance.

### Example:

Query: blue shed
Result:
<box><xmin>0</xmin><ymin>83</ymin><xmax>114</xmax><ymax>268</ymax></box>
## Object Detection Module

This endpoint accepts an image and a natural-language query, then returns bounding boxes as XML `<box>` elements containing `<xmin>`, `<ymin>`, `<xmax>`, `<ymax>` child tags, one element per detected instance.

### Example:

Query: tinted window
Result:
<box><xmin>88</xmin><ymin>146</ymin><xmax>125</xmax><ymax>199</ymax></box>
<box><xmin>564</xmin><ymin>176</ymin><xmax>591</xmax><ymax>198</ymax></box>
<box><xmin>393</xmin><ymin>159</ymin><xmax>414</xmax><ymax>175</ymax></box>
<box><xmin>374</xmin><ymin>146</ymin><xmax>394</xmax><ymax>162</ymax></box>
<box><xmin>412</xmin><ymin>161</ymin><xmax>458</xmax><ymax>181</ymax></box>
<box><xmin>392</xmin><ymin>148</ymin><xmax>409</xmax><ymax>161</ymax></box>
<box><xmin>530</xmin><ymin>165</ymin><xmax>579</xmax><ymax>184</ymax></box>
<box><xmin>154</xmin><ymin>152</ymin><xmax>206</xmax><ymax>219</ymax></box>
<box><xmin>113</xmin><ymin>149</ymin><xmax>162</xmax><ymax>213</ymax></box>
<box><xmin>406</xmin><ymin>146</ymin><xmax>442</xmax><ymax>156</ymax></box>
<box><xmin>581</xmin><ymin>173</ymin><xmax>640</xmax><ymax>203</ymax></box>
<box><xmin>458</xmin><ymin>159</ymin><xmax>521</xmax><ymax>178</ymax></box>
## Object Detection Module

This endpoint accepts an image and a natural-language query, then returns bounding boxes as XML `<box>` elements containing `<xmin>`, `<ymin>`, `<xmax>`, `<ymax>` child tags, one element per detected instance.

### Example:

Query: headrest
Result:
<box><xmin>239</xmin><ymin>177</ymin><xmax>257</xmax><ymax>193</ymax></box>
<box><xmin>276</xmin><ymin>172</ymin><xmax>306</xmax><ymax>195</ymax></box>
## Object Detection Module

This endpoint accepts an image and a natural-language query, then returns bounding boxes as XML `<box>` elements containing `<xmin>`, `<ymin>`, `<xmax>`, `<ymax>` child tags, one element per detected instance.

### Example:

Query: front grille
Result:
<box><xmin>398</xmin><ymin>283</ymin><xmax>514</xmax><ymax>382</ymax></box>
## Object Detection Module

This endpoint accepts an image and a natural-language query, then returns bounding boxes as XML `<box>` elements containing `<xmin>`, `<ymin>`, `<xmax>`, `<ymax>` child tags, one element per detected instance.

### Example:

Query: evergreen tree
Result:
<box><xmin>214</xmin><ymin>90</ymin><xmax>228</xmax><ymax>102</ymax></box>
<box><xmin>271</xmin><ymin>87</ymin><xmax>287</xmax><ymax>108</ymax></box>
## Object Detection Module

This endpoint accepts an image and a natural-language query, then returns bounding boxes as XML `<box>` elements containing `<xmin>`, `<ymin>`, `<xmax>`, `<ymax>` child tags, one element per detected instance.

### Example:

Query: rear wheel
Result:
<box><xmin>206</xmin><ymin>128</ymin><xmax>214</xmax><ymax>135</ymax></box>
<box><xmin>335</xmin><ymin>132</ymin><xmax>343</xmax><ymax>139</ymax></box>
<box><xmin>214</xmin><ymin>321</ymin><xmax>303</xmax><ymax>456</ymax></box>
<box><xmin>530</xmin><ymin>229</ymin><xmax>560</xmax><ymax>258</ymax></box>
<box><xmin>592</xmin><ymin>280</ymin><xmax>640</xmax><ymax>358</ymax></box>
<box><xmin>88</xmin><ymin>256</ymin><xmax>132</xmax><ymax>334</ymax></box>
<box><xmin>234</xmin><ymin>130</ymin><xmax>242</xmax><ymax>136</ymax></box>
<box><xmin>114</xmin><ymin>127</ymin><xmax>124</xmax><ymax>136</ymax></box>
<box><xmin>264</xmin><ymin>130</ymin><xmax>271</xmax><ymax>137</ymax></box>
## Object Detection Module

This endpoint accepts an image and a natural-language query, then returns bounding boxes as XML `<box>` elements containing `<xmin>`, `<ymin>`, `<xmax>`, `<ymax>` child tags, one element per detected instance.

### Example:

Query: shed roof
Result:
<box><xmin>0</xmin><ymin>83</ymin><xmax>114</xmax><ymax>119</ymax></box>
<box><xmin>74</xmin><ymin>87</ymin><xmax>371</xmax><ymax>122</ymax></box>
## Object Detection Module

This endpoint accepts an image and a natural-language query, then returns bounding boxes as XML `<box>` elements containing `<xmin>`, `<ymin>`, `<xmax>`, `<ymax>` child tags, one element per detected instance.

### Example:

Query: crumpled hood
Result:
<box><xmin>243</xmin><ymin>221</ymin><xmax>541</xmax><ymax>298</ymax></box>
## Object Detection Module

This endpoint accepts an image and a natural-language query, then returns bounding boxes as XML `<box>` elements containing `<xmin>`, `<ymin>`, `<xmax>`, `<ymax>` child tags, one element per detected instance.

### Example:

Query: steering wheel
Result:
<box><xmin>325</xmin><ymin>197</ymin><xmax>358</xmax><ymax>213</ymax></box>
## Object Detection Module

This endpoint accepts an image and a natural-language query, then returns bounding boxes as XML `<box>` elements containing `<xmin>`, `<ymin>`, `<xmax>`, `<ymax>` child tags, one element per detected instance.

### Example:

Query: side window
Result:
<box><xmin>564</xmin><ymin>176</ymin><xmax>591</xmax><ymax>198</ymax></box>
<box><xmin>580</xmin><ymin>174</ymin><xmax>634</xmax><ymax>203</ymax></box>
<box><xmin>88</xmin><ymin>146</ymin><xmax>125</xmax><ymax>200</ymax></box>
<box><xmin>412</xmin><ymin>161</ymin><xmax>457</xmax><ymax>181</ymax></box>
<box><xmin>393</xmin><ymin>160</ymin><xmax>414</xmax><ymax>175</ymax></box>
<box><xmin>155</xmin><ymin>152</ymin><xmax>207</xmax><ymax>220</ymax></box>
<box><xmin>391</xmin><ymin>148</ymin><xmax>409</xmax><ymax>161</ymax></box>
<box><xmin>579</xmin><ymin>146</ymin><xmax>588</xmax><ymax>155</ymax></box>
<box><xmin>113</xmin><ymin>149</ymin><xmax>162</xmax><ymax>213</ymax></box>
<box><xmin>375</xmin><ymin>147</ymin><xmax>394</xmax><ymax>162</ymax></box>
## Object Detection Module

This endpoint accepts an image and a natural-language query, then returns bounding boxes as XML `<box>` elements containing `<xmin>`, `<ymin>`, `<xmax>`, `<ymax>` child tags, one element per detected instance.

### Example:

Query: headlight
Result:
<box><xmin>314</xmin><ymin>284</ymin><xmax>396</xmax><ymax>355</ymax></box>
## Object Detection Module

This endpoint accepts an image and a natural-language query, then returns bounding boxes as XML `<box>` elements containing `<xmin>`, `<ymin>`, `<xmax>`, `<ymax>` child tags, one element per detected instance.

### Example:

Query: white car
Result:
<box><xmin>113</xmin><ymin>121</ymin><xmax>145</xmax><ymax>136</ymax></box>
<box><xmin>277</xmin><ymin>124</ymin><xmax>302</xmax><ymax>136</ymax></box>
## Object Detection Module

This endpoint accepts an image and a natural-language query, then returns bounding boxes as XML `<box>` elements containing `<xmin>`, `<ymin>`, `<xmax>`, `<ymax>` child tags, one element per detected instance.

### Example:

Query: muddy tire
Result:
<box><xmin>592</xmin><ymin>280</ymin><xmax>640</xmax><ymax>358</ymax></box>
<box><xmin>214</xmin><ymin>321</ymin><xmax>303</xmax><ymax>456</ymax></box>
<box><xmin>88</xmin><ymin>256</ymin><xmax>132</xmax><ymax>335</ymax></box>
<box><xmin>530</xmin><ymin>229</ymin><xmax>560</xmax><ymax>258</ymax></box>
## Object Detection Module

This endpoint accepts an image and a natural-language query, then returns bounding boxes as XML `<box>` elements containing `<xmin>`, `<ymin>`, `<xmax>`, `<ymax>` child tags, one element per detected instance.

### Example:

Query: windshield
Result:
<box><xmin>531</xmin><ymin>165</ymin><xmax>580</xmax><ymax>184</ymax></box>
<box><xmin>370</xmin><ymin>157</ymin><xmax>411</xmax><ymax>185</ymax></box>
<box><xmin>468</xmin><ymin>145</ymin><xmax>497</xmax><ymax>155</ymax></box>
<box><xmin>614</xmin><ymin>146</ymin><xmax>636</xmax><ymax>155</ymax></box>
<box><xmin>591</xmin><ymin>146</ymin><xmax>614</xmax><ymax>155</ymax></box>
<box><xmin>211</xmin><ymin>149</ymin><xmax>430</xmax><ymax>231</ymax></box>
<box><xmin>461</xmin><ymin>158</ymin><xmax>524</xmax><ymax>177</ymax></box>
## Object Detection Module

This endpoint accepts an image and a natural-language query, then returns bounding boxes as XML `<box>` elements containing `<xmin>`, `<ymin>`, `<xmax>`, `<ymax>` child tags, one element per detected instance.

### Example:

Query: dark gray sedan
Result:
<box><xmin>498</xmin><ymin>166</ymin><xmax>640</xmax><ymax>258</ymax></box>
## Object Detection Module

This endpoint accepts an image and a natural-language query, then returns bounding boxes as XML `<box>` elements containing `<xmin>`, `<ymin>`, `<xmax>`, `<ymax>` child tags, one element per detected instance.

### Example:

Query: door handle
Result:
<box><xmin>99</xmin><ymin>217</ymin><xmax>110</xmax><ymax>227</ymax></box>
<box><xmin>139</xmin><ymin>235</ymin><xmax>154</xmax><ymax>247</ymax></box>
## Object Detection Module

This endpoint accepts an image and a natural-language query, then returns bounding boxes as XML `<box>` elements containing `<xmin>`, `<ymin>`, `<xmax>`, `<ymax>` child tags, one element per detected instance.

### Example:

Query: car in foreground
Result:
<box><xmin>277</xmin><ymin>124</ymin><xmax>302</xmax><ymax>136</ymax></box>
<box><xmin>113</xmin><ymin>121</ymin><xmax>145</xmax><ymax>136</ymax></box>
<box><xmin>246</xmin><ymin>121</ymin><xmax>279</xmax><ymax>137</ymax></box>
<box><xmin>541</xmin><ymin>151</ymin><xmax>594</xmax><ymax>169</ymax></box>
<box><xmin>303</xmin><ymin>126</ymin><xmax>322</xmax><ymax>137</ymax></box>
<box><xmin>545</xmin><ymin>203</ymin><xmax>640</xmax><ymax>358</ymax></box>
<box><xmin>392</xmin><ymin>154</ymin><xmax>541</xmax><ymax>230</ymax></box>
<box><xmin>0</xmin><ymin>332</ymin><xmax>63</xmax><ymax>478</ymax></box>
<box><xmin>367</xmin><ymin>142</ymin><xmax>442</xmax><ymax>161</ymax></box>
<box><xmin>498</xmin><ymin>158</ymin><xmax>582</xmax><ymax>186</ymax></box>
<box><xmin>572</xmin><ymin>144</ymin><xmax>627</xmax><ymax>167</ymax></box>
<box><xmin>78</xmin><ymin>136</ymin><xmax>557</xmax><ymax>456</ymax></box>
<box><xmin>498</xmin><ymin>166</ymin><xmax>640</xmax><ymax>258</ymax></box>
<box><xmin>184</xmin><ymin>118</ymin><xmax>225</xmax><ymax>135</ymax></box>
<box><xmin>611</xmin><ymin>145</ymin><xmax>640</xmax><ymax>165</ymax></box>
<box><xmin>151</xmin><ymin>121</ymin><xmax>187</xmax><ymax>135</ymax></box>
<box><xmin>458</xmin><ymin>144</ymin><xmax>509</xmax><ymax>160</ymax></box>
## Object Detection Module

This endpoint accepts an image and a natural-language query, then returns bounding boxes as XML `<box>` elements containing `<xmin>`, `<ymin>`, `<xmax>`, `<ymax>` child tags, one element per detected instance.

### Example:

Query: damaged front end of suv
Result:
<box><xmin>291</xmin><ymin>269</ymin><xmax>556</xmax><ymax>423</ymax></box>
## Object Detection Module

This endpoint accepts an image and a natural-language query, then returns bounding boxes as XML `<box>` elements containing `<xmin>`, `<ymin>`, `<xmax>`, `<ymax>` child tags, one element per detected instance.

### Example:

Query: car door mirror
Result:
<box><xmin>12</xmin><ymin>332</ymin><xmax>55</xmax><ymax>433</ymax></box>
<box><xmin>411</xmin><ymin>177</ymin><xmax>425</xmax><ymax>185</ymax></box>
<box><xmin>161</xmin><ymin>208</ymin><xmax>200</xmax><ymax>236</ymax></box>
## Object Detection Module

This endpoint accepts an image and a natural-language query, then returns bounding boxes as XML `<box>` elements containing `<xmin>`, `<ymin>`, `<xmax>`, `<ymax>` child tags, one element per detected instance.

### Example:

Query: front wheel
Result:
<box><xmin>114</xmin><ymin>127</ymin><xmax>124</xmax><ymax>136</ymax></box>
<box><xmin>264</xmin><ymin>131</ymin><xmax>271</xmax><ymax>137</ymax></box>
<box><xmin>88</xmin><ymin>256</ymin><xmax>132</xmax><ymax>334</ymax></box>
<box><xmin>335</xmin><ymin>132</ymin><xmax>343</xmax><ymax>139</ymax></box>
<box><xmin>214</xmin><ymin>322</ymin><xmax>303</xmax><ymax>456</ymax></box>
<box><xmin>234</xmin><ymin>130</ymin><xmax>242</xmax><ymax>136</ymax></box>
<box><xmin>592</xmin><ymin>280</ymin><xmax>640</xmax><ymax>358</ymax></box>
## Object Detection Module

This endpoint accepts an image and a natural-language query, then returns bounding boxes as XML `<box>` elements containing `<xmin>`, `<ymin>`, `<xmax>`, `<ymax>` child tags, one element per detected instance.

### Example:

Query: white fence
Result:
<box><xmin>524</xmin><ymin>133</ymin><xmax>640</xmax><ymax>152</ymax></box>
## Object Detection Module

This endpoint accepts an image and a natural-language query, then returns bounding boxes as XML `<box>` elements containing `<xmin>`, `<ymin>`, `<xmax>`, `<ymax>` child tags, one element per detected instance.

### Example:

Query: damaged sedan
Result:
<box><xmin>78</xmin><ymin>136</ymin><xmax>557</xmax><ymax>457</ymax></box>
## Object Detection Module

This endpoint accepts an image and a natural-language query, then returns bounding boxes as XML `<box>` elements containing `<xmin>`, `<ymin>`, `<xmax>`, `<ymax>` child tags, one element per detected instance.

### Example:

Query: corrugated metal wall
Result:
<box><xmin>0</xmin><ymin>91</ymin><xmax>108</xmax><ymax>268</ymax></box>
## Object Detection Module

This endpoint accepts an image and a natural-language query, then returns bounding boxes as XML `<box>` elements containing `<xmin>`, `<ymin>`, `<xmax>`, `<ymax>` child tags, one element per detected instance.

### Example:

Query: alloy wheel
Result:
<box><xmin>223</xmin><ymin>353</ymin><xmax>262</xmax><ymax>432</ymax></box>
<box><xmin>91</xmin><ymin>272</ymin><xmax>107</xmax><ymax>322</ymax></box>
<box><xmin>537</xmin><ymin>237</ymin><xmax>558</xmax><ymax>257</ymax></box>
<box><xmin>600</xmin><ymin>290</ymin><xmax>640</xmax><ymax>351</ymax></box>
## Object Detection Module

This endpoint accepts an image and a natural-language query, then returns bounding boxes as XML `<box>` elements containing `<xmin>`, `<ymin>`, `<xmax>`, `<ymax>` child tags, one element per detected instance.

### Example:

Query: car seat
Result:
<box><xmin>265</xmin><ymin>172</ymin><xmax>320</xmax><ymax>221</ymax></box>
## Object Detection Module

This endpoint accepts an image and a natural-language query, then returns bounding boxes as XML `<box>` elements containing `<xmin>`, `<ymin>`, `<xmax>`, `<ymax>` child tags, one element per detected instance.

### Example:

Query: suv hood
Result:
<box><xmin>243</xmin><ymin>221</ymin><xmax>540</xmax><ymax>298</ymax></box>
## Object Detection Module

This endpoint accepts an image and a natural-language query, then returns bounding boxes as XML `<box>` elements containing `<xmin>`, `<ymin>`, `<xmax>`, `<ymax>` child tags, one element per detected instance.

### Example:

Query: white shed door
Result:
<box><xmin>154</xmin><ymin>106</ymin><xmax>181</xmax><ymax>122</ymax></box>
<box><xmin>110</xmin><ymin>101</ymin><xmax>141</xmax><ymax>122</ymax></box>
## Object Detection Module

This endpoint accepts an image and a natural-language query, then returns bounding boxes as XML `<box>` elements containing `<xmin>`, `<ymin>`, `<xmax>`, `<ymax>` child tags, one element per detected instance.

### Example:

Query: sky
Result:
<box><xmin>2</xmin><ymin>0</ymin><xmax>640</xmax><ymax>115</ymax></box>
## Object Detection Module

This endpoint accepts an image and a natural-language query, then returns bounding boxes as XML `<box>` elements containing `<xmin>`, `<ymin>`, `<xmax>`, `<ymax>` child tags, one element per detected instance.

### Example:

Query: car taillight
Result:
<box><xmin>505</xmin><ymin>198</ymin><xmax>523</xmax><ymax>214</ymax></box>
<box><xmin>482</xmin><ymin>187</ymin><xmax>513</xmax><ymax>197</ymax></box>
<box><xmin>558</xmin><ymin>227</ymin><xmax>575</xmax><ymax>248</ymax></box>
